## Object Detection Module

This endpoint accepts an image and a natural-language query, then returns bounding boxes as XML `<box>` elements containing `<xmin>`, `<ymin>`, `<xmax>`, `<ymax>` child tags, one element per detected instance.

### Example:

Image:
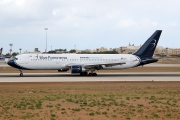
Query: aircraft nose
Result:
<box><xmin>7</xmin><ymin>59</ymin><xmax>24</xmax><ymax>69</ymax></box>
<box><xmin>7</xmin><ymin>59</ymin><xmax>15</xmax><ymax>67</ymax></box>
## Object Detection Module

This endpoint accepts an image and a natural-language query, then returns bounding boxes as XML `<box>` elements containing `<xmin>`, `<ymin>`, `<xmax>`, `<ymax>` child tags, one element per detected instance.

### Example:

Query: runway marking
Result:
<box><xmin>0</xmin><ymin>73</ymin><xmax>180</xmax><ymax>77</ymax></box>
<box><xmin>0</xmin><ymin>73</ymin><xmax>180</xmax><ymax>82</ymax></box>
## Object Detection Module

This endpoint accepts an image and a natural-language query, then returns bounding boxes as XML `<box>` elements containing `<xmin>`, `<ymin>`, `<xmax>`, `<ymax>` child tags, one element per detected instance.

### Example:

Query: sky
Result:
<box><xmin>0</xmin><ymin>0</ymin><xmax>180</xmax><ymax>54</ymax></box>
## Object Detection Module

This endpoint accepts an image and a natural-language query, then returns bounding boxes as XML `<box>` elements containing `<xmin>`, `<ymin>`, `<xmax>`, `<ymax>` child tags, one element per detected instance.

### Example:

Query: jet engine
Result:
<box><xmin>71</xmin><ymin>65</ymin><xmax>86</xmax><ymax>73</ymax></box>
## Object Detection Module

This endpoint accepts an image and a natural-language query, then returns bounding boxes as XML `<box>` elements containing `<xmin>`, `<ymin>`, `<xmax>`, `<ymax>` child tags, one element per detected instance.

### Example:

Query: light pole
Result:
<box><xmin>19</xmin><ymin>48</ymin><xmax>22</xmax><ymax>54</ymax></box>
<box><xmin>44</xmin><ymin>28</ymin><xmax>48</xmax><ymax>53</ymax></box>
<box><xmin>9</xmin><ymin>43</ymin><xmax>13</xmax><ymax>56</ymax></box>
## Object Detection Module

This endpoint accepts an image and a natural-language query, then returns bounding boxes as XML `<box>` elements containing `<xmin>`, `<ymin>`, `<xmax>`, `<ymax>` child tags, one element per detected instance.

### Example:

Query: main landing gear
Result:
<box><xmin>80</xmin><ymin>72</ymin><xmax>88</xmax><ymax>76</ymax></box>
<box><xmin>19</xmin><ymin>69</ymin><xmax>23</xmax><ymax>77</ymax></box>
<box><xmin>88</xmin><ymin>69</ymin><xmax>97</xmax><ymax>76</ymax></box>
<box><xmin>80</xmin><ymin>71</ymin><xmax>97</xmax><ymax>76</ymax></box>
<box><xmin>88</xmin><ymin>73</ymin><xmax>97</xmax><ymax>76</ymax></box>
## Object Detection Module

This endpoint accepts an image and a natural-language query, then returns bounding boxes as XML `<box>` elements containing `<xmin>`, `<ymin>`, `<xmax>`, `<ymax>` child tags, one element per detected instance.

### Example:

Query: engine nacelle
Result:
<box><xmin>71</xmin><ymin>65</ymin><xmax>86</xmax><ymax>73</ymax></box>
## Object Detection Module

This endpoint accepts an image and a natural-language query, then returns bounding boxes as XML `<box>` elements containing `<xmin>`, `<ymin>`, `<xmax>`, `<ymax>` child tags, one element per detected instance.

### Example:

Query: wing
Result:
<box><xmin>84</xmin><ymin>62</ymin><xmax>126</xmax><ymax>68</ymax></box>
<box><xmin>66</xmin><ymin>62</ymin><xmax>126</xmax><ymax>69</ymax></box>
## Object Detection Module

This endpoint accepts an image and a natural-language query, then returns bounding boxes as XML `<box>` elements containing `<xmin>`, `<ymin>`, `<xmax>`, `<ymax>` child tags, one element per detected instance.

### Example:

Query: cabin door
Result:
<box><xmin>56</xmin><ymin>59</ymin><xmax>60</xmax><ymax>64</ymax></box>
<box><xmin>25</xmin><ymin>57</ymin><xmax>29</xmax><ymax>64</ymax></box>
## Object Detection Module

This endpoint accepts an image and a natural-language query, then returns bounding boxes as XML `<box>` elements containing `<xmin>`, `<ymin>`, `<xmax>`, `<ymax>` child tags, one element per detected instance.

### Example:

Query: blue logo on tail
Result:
<box><xmin>149</xmin><ymin>39</ymin><xmax>156</xmax><ymax>50</ymax></box>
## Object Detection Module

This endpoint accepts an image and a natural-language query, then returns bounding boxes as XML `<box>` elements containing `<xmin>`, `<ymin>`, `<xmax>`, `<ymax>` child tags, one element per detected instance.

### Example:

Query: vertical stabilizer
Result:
<box><xmin>133</xmin><ymin>30</ymin><xmax>162</xmax><ymax>58</ymax></box>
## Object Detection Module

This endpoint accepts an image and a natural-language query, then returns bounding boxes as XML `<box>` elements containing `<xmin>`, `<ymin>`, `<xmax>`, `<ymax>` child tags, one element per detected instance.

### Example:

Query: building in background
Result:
<box><xmin>17</xmin><ymin>44</ymin><xmax>180</xmax><ymax>56</ymax></box>
<box><xmin>23</xmin><ymin>48</ymin><xmax>41</xmax><ymax>54</ymax></box>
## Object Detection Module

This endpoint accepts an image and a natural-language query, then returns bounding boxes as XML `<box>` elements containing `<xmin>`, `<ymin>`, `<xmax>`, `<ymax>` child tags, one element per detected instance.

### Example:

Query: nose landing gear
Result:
<box><xmin>19</xmin><ymin>69</ymin><xmax>23</xmax><ymax>77</ymax></box>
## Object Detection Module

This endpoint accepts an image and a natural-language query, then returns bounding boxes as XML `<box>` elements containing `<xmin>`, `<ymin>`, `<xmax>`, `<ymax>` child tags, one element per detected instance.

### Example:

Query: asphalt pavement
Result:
<box><xmin>0</xmin><ymin>72</ymin><xmax>179</xmax><ymax>82</ymax></box>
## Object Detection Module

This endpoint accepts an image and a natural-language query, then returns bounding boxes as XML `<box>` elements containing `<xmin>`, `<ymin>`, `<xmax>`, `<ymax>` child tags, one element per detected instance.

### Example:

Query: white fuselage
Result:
<box><xmin>13</xmin><ymin>54</ymin><xmax>140</xmax><ymax>70</ymax></box>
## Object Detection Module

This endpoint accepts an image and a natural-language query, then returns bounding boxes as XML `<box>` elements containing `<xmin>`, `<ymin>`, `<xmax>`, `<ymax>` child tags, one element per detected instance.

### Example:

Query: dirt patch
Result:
<box><xmin>158</xmin><ymin>57</ymin><xmax>180</xmax><ymax>64</ymax></box>
<box><xmin>0</xmin><ymin>82</ymin><xmax>180</xmax><ymax>120</ymax></box>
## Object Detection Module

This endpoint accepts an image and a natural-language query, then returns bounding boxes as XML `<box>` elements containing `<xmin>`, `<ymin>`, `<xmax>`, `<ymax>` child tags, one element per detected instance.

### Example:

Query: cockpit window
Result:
<box><xmin>10</xmin><ymin>56</ymin><xmax>18</xmax><ymax>60</ymax></box>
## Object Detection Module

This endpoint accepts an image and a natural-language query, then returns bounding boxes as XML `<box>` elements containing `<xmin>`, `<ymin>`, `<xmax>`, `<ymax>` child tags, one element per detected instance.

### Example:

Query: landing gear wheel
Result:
<box><xmin>88</xmin><ymin>73</ymin><xmax>92</xmax><ymax>76</ymax></box>
<box><xmin>19</xmin><ymin>69</ymin><xmax>23</xmax><ymax>77</ymax></box>
<box><xmin>88</xmin><ymin>73</ymin><xmax>97</xmax><ymax>76</ymax></box>
<box><xmin>92</xmin><ymin>73</ymin><xmax>97</xmax><ymax>76</ymax></box>
<box><xmin>80</xmin><ymin>72</ymin><xmax>88</xmax><ymax>76</ymax></box>
<box><xmin>20</xmin><ymin>73</ymin><xmax>23</xmax><ymax>77</ymax></box>
<box><xmin>84</xmin><ymin>72</ymin><xmax>88</xmax><ymax>76</ymax></box>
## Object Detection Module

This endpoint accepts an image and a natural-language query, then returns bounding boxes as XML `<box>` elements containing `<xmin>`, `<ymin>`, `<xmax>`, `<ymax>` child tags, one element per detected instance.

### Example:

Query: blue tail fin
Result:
<box><xmin>134</xmin><ymin>30</ymin><xmax>162</xmax><ymax>58</ymax></box>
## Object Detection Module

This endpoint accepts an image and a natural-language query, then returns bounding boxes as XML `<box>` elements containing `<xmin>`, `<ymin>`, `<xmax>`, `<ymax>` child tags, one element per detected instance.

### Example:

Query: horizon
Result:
<box><xmin>1</xmin><ymin>44</ymin><xmax>178</xmax><ymax>55</ymax></box>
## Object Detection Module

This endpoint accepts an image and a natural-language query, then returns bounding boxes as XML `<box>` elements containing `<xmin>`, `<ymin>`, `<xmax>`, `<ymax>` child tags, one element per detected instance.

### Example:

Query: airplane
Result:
<box><xmin>7</xmin><ymin>30</ymin><xmax>162</xmax><ymax>76</ymax></box>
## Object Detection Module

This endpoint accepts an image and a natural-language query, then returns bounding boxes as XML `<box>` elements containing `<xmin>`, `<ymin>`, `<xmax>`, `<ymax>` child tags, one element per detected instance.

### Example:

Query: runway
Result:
<box><xmin>0</xmin><ymin>72</ymin><xmax>180</xmax><ymax>82</ymax></box>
